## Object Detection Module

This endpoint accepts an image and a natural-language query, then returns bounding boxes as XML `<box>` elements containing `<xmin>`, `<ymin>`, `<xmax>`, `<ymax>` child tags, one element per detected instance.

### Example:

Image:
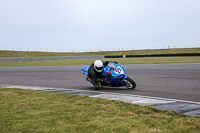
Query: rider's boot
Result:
<box><xmin>91</xmin><ymin>80</ymin><xmax>99</xmax><ymax>90</ymax></box>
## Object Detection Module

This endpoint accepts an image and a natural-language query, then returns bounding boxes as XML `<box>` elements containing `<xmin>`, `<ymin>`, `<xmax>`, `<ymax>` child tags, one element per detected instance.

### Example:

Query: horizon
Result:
<box><xmin>1</xmin><ymin>47</ymin><xmax>199</xmax><ymax>53</ymax></box>
<box><xmin>1</xmin><ymin>0</ymin><xmax>200</xmax><ymax>52</ymax></box>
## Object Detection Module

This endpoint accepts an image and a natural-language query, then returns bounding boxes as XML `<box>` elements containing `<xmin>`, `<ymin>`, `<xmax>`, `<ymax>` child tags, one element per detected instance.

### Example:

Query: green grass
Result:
<box><xmin>1</xmin><ymin>48</ymin><xmax>200</xmax><ymax>58</ymax></box>
<box><xmin>1</xmin><ymin>48</ymin><xmax>199</xmax><ymax>67</ymax></box>
<box><xmin>0</xmin><ymin>88</ymin><xmax>200</xmax><ymax>133</ymax></box>
<box><xmin>0</xmin><ymin>56</ymin><xmax>200</xmax><ymax>67</ymax></box>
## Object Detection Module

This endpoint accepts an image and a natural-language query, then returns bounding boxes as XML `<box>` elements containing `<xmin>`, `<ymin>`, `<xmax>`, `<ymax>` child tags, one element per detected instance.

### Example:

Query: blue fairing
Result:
<box><xmin>81</xmin><ymin>65</ymin><xmax>90</xmax><ymax>75</ymax></box>
<box><xmin>101</xmin><ymin>62</ymin><xmax>127</xmax><ymax>81</ymax></box>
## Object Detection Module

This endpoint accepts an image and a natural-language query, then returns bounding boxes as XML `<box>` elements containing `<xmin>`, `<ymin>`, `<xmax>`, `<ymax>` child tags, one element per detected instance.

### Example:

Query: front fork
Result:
<box><xmin>119</xmin><ymin>75</ymin><xmax>128</xmax><ymax>86</ymax></box>
<box><xmin>108</xmin><ymin>74</ymin><xmax>128</xmax><ymax>86</ymax></box>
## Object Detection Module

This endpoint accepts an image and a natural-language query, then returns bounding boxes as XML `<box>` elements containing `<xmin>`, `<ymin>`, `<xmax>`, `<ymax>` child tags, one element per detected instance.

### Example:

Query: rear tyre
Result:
<box><xmin>124</xmin><ymin>77</ymin><xmax>136</xmax><ymax>89</ymax></box>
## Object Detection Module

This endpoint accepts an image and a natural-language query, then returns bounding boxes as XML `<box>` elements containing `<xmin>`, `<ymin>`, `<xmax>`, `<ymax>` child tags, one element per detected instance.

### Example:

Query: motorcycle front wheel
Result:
<box><xmin>123</xmin><ymin>77</ymin><xmax>136</xmax><ymax>89</ymax></box>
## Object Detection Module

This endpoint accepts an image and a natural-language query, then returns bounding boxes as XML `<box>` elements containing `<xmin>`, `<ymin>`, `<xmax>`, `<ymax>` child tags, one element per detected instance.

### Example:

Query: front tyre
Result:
<box><xmin>123</xmin><ymin>77</ymin><xmax>136</xmax><ymax>89</ymax></box>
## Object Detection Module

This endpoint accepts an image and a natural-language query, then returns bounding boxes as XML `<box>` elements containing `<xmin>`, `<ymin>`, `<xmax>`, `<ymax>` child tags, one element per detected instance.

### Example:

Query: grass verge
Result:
<box><xmin>0</xmin><ymin>48</ymin><xmax>200</xmax><ymax>57</ymax></box>
<box><xmin>0</xmin><ymin>56</ymin><xmax>200</xmax><ymax>67</ymax></box>
<box><xmin>0</xmin><ymin>88</ymin><xmax>200</xmax><ymax>133</ymax></box>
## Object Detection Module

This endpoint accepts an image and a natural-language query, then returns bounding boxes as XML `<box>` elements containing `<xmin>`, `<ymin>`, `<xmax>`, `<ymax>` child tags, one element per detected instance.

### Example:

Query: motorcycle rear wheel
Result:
<box><xmin>124</xmin><ymin>77</ymin><xmax>136</xmax><ymax>89</ymax></box>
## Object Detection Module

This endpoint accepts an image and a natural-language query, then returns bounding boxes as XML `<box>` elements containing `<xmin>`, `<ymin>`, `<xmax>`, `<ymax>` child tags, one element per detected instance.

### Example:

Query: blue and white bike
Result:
<box><xmin>81</xmin><ymin>62</ymin><xmax>136</xmax><ymax>89</ymax></box>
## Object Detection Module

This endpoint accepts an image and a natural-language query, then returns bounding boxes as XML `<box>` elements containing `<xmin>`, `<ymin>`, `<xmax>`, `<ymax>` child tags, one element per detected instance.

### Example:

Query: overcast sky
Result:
<box><xmin>0</xmin><ymin>0</ymin><xmax>200</xmax><ymax>52</ymax></box>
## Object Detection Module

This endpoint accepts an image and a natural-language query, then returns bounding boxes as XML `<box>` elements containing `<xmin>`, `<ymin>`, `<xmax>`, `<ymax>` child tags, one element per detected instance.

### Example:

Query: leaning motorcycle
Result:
<box><xmin>81</xmin><ymin>62</ymin><xmax>136</xmax><ymax>90</ymax></box>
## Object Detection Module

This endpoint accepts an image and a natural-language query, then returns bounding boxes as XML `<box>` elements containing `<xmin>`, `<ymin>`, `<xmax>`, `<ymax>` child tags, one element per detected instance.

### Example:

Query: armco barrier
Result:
<box><xmin>0</xmin><ymin>55</ymin><xmax>105</xmax><ymax>62</ymax></box>
<box><xmin>105</xmin><ymin>53</ymin><xmax>200</xmax><ymax>58</ymax></box>
<box><xmin>104</xmin><ymin>55</ymin><xmax>123</xmax><ymax>58</ymax></box>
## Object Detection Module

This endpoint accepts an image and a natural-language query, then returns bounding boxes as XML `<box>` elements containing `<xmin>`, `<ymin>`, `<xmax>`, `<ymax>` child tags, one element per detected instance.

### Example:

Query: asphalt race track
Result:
<box><xmin>0</xmin><ymin>63</ymin><xmax>200</xmax><ymax>102</ymax></box>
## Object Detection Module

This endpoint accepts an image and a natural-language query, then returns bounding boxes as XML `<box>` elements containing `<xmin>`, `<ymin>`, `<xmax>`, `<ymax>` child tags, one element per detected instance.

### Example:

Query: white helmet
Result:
<box><xmin>94</xmin><ymin>60</ymin><xmax>103</xmax><ymax>72</ymax></box>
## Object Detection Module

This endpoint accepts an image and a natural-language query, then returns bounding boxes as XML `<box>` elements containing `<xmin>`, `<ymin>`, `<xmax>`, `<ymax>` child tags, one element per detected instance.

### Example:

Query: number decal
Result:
<box><xmin>116</xmin><ymin>67</ymin><xmax>122</xmax><ymax>74</ymax></box>
<box><xmin>115</xmin><ymin>67</ymin><xmax>124</xmax><ymax>74</ymax></box>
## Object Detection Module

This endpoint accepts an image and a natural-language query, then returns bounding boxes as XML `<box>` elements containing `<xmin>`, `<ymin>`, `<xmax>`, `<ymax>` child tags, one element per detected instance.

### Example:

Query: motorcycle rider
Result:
<box><xmin>87</xmin><ymin>60</ymin><xmax>117</xmax><ymax>90</ymax></box>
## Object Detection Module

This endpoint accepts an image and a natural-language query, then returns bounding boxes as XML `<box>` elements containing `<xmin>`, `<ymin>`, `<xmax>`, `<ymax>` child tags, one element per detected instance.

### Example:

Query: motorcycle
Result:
<box><xmin>81</xmin><ymin>62</ymin><xmax>136</xmax><ymax>90</ymax></box>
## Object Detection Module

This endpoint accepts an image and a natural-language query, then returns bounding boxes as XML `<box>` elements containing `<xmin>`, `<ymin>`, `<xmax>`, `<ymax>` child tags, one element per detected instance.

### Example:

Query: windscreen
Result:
<box><xmin>107</xmin><ymin>62</ymin><xmax>116</xmax><ymax>71</ymax></box>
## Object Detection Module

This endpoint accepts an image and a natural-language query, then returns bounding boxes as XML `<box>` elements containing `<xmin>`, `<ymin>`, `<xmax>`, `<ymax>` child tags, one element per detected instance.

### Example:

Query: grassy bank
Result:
<box><xmin>0</xmin><ymin>56</ymin><xmax>200</xmax><ymax>67</ymax></box>
<box><xmin>0</xmin><ymin>48</ymin><xmax>200</xmax><ymax>58</ymax></box>
<box><xmin>0</xmin><ymin>88</ymin><xmax>200</xmax><ymax>133</ymax></box>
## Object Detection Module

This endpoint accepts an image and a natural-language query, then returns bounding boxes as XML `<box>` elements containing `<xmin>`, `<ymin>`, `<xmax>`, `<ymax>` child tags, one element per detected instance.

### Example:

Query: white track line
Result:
<box><xmin>1</xmin><ymin>84</ymin><xmax>200</xmax><ymax>105</ymax></box>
